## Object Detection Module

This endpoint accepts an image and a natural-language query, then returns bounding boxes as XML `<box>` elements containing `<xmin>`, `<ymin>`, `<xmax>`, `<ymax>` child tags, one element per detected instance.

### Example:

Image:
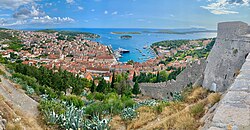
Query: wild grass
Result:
<box><xmin>190</xmin><ymin>102</ymin><xmax>205</xmax><ymax>119</ymax></box>
<box><xmin>184</xmin><ymin>87</ymin><xmax>208</xmax><ymax>104</ymax></box>
<box><xmin>110</xmin><ymin>87</ymin><xmax>221</xmax><ymax>129</ymax></box>
<box><xmin>207</xmin><ymin>93</ymin><xmax>221</xmax><ymax>105</ymax></box>
<box><xmin>109</xmin><ymin>115</ymin><xmax>125</xmax><ymax>130</ymax></box>
<box><xmin>127</xmin><ymin>106</ymin><xmax>156</xmax><ymax>129</ymax></box>
<box><xmin>173</xmin><ymin>113</ymin><xmax>198</xmax><ymax>130</ymax></box>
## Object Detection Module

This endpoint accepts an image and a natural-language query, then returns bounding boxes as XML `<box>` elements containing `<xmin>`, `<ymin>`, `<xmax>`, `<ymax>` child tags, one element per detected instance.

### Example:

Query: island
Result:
<box><xmin>111</xmin><ymin>31</ymin><xmax>141</xmax><ymax>34</ymax></box>
<box><xmin>143</xmin><ymin>28</ymin><xmax>216</xmax><ymax>34</ymax></box>
<box><xmin>120</xmin><ymin>35</ymin><xmax>132</xmax><ymax>39</ymax></box>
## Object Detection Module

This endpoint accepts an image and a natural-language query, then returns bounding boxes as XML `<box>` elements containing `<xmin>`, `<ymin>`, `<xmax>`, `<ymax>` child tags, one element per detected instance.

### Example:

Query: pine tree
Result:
<box><xmin>132</xmin><ymin>71</ymin><xmax>136</xmax><ymax>82</ymax></box>
<box><xmin>90</xmin><ymin>80</ymin><xmax>96</xmax><ymax>93</ymax></box>
<box><xmin>96</xmin><ymin>78</ymin><xmax>107</xmax><ymax>93</ymax></box>
<box><xmin>132</xmin><ymin>81</ymin><xmax>140</xmax><ymax>97</ymax></box>
<box><xmin>111</xmin><ymin>72</ymin><xmax>115</xmax><ymax>89</ymax></box>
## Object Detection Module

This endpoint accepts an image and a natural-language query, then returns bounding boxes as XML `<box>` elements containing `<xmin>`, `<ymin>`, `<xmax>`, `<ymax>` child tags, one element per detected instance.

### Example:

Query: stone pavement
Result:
<box><xmin>208</xmin><ymin>54</ymin><xmax>250</xmax><ymax>130</ymax></box>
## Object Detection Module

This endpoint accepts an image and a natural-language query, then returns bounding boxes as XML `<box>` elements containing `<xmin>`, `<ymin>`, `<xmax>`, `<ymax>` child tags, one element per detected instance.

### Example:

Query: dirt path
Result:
<box><xmin>0</xmin><ymin>65</ymin><xmax>44</xmax><ymax>129</ymax></box>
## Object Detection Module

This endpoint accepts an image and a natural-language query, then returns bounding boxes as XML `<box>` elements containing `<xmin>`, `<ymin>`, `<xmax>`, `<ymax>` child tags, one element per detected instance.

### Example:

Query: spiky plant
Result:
<box><xmin>83</xmin><ymin>114</ymin><xmax>111</xmax><ymax>130</ymax></box>
<box><xmin>121</xmin><ymin>107</ymin><xmax>137</xmax><ymax>120</ymax></box>
<box><xmin>173</xmin><ymin>91</ymin><xmax>183</xmax><ymax>101</ymax></box>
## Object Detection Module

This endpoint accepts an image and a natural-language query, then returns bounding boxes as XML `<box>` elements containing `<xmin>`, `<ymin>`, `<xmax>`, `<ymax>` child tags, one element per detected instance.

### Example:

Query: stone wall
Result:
<box><xmin>140</xmin><ymin>59</ymin><xmax>206</xmax><ymax>99</ymax></box>
<box><xmin>204</xmin><ymin>54</ymin><xmax>250</xmax><ymax>130</ymax></box>
<box><xmin>203</xmin><ymin>21</ymin><xmax>250</xmax><ymax>92</ymax></box>
<box><xmin>217</xmin><ymin>21</ymin><xmax>248</xmax><ymax>39</ymax></box>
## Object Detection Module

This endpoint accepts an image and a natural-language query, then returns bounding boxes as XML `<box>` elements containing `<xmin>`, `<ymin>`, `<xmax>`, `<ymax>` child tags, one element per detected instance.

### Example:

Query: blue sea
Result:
<box><xmin>26</xmin><ymin>28</ymin><xmax>217</xmax><ymax>62</ymax></box>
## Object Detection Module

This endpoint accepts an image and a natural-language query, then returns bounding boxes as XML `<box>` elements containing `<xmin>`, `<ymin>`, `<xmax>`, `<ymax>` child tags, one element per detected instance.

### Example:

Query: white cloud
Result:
<box><xmin>78</xmin><ymin>6</ymin><xmax>84</xmax><ymax>10</ymax></box>
<box><xmin>66</xmin><ymin>0</ymin><xmax>74</xmax><ymax>4</ymax></box>
<box><xmin>13</xmin><ymin>5</ymin><xmax>45</xmax><ymax>19</ymax></box>
<box><xmin>0</xmin><ymin>15</ymin><xmax>75</xmax><ymax>27</ymax></box>
<box><xmin>104</xmin><ymin>10</ymin><xmax>108</xmax><ymax>14</ymax></box>
<box><xmin>0</xmin><ymin>18</ymin><xmax>27</xmax><ymax>27</ymax></box>
<box><xmin>0</xmin><ymin>14</ymin><xmax>10</xmax><ymax>17</ymax></box>
<box><xmin>111</xmin><ymin>11</ymin><xmax>118</xmax><ymax>15</ymax></box>
<box><xmin>210</xmin><ymin>9</ymin><xmax>238</xmax><ymax>14</ymax></box>
<box><xmin>31</xmin><ymin>15</ymin><xmax>75</xmax><ymax>24</ymax></box>
<box><xmin>201</xmin><ymin>0</ymin><xmax>250</xmax><ymax>15</ymax></box>
<box><xmin>0</xmin><ymin>0</ymin><xmax>37</xmax><ymax>10</ymax></box>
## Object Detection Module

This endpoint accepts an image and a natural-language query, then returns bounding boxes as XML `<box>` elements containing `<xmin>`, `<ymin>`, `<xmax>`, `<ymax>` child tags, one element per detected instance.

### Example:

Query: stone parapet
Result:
<box><xmin>207</xmin><ymin>54</ymin><xmax>250</xmax><ymax>130</ymax></box>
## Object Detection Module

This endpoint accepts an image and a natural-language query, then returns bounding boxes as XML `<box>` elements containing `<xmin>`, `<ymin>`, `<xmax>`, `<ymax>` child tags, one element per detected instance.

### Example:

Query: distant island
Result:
<box><xmin>120</xmin><ymin>35</ymin><xmax>132</xmax><ymax>39</ymax></box>
<box><xmin>111</xmin><ymin>31</ymin><xmax>141</xmax><ymax>34</ymax></box>
<box><xmin>36</xmin><ymin>29</ymin><xmax>100</xmax><ymax>39</ymax></box>
<box><xmin>143</xmin><ymin>28</ymin><xmax>216</xmax><ymax>34</ymax></box>
<box><xmin>0</xmin><ymin>28</ymin><xmax>10</xmax><ymax>30</ymax></box>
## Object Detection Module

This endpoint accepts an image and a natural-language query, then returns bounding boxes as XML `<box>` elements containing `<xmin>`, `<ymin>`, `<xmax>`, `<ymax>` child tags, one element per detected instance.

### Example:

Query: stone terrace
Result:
<box><xmin>208</xmin><ymin>54</ymin><xmax>250</xmax><ymax>130</ymax></box>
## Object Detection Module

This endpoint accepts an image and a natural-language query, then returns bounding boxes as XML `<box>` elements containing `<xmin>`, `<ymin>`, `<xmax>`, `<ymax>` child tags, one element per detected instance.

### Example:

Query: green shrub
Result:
<box><xmin>154</xmin><ymin>101</ymin><xmax>170</xmax><ymax>113</ymax></box>
<box><xmin>39</xmin><ymin>99</ymin><xmax>66</xmax><ymax>114</ymax></box>
<box><xmin>85</xmin><ymin>102</ymin><xmax>106</xmax><ymax>115</ymax></box>
<box><xmin>86</xmin><ymin>93</ymin><xmax>95</xmax><ymax>100</ymax></box>
<box><xmin>61</xmin><ymin>95</ymin><xmax>84</xmax><ymax>108</ymax></box>
<box><xmin>94</xmin><ymin>92</ymin><xmax>105</xmax><ymax>101</ymax></box>
<box><xmin>0</xmin><ymin>69</ymin><xmax>5</xmax><ymax>75</ymax></box>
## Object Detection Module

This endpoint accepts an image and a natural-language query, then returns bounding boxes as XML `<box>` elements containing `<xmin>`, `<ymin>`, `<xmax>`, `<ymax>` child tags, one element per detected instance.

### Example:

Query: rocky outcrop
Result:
<box><xmin>140</xmin><ymin>59</ymin><xmax>206</xmax><ymax>99</ymax></box>
<box><xmin>203</xmin><ymin>21</ymin><xmax>250</xmax><ymax>92</ymax></box>
<box><xmin>204</xmin><ymin>54</ymin><xmax>250</xmax><ymax>130</ymax></box>
<box><xmin>0</xmin><ymin>113</ymin><xmax>6</xmax><ymax>130</ymax></box>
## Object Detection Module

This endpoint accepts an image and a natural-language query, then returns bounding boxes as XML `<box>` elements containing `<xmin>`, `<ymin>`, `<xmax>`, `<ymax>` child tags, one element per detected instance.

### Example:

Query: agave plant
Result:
<box><xmin>83</xmin><ymin>114</ymin><xmax>111</xmax><ymax>130</ymax></box>
<box><xmin>173</xmin><ymin>91</ymin><xmax>183</xmax><ymax>101</ymax></box>
<box><xmin>58</xmin><ymin>104</ymin><xmax>86</xmax><ymax>129</ymax></box>
<box><xmin>135</xmin><ymin>99</ymin><xmax>158</xmax><ymax>109</ymax></box>
<box><xmin>44</xmin><ymin>110</ymin><xmax>60</xmax><ymax>124</ymax></box>
<box><xmin>121</xmin><ymin>107</ymin><xmax>137</xmax><ymax>120</ymax></box>
<box><xmin>26</xmin><ymin>85</ymin><xmax>35</xmax><ymax>94</ymax></box>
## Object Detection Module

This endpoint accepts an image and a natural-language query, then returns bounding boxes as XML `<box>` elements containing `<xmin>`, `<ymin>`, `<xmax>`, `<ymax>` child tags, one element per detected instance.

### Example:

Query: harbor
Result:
<box><xmin>114</xmin><ymin>47</ymin><xmax>130</xmax><ymax>61</ymax></box>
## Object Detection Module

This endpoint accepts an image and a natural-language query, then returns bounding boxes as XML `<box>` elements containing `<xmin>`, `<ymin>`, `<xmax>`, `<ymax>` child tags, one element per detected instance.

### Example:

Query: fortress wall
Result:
<box><xmin>140</xmin><ymin>59</ymin><xmax>206</xmax><ymax>99</ymax></box>
<box><xmin>140</xmin><ymin>21</ymin><xmax>250</xmax><ymax>99</ymax></box>
<box><xmin>217</xmin><ymin>21</ymin><xmax>248</xmax><ymax>38</ymax></box>
<box><xmin>204</xmin><ymin>54</ymin><xmax>250</xmax><ymax>130</ymax></box>
<box><xmin>203</xmin><ymin>21</ymin><xmax>250</xmax><ymax>92</ymax></box>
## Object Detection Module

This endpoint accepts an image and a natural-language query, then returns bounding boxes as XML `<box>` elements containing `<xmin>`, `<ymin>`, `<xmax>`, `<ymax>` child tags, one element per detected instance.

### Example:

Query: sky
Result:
<box><xmin>0</xmin><ymin>0</ymin><xmax>249</xmax><ymax>29</ymax></box>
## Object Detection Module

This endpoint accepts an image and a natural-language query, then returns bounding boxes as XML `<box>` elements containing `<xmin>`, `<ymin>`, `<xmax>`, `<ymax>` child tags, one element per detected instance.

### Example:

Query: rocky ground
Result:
<box><xmin>0</xmin><ymin>65</ymin><xmax>45</xmax><ymax>130</ymax></box>
<box><xmin>0</xmin><ymin>114</ymin><xmax>7</xmax><ymax>130</ymax></box>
